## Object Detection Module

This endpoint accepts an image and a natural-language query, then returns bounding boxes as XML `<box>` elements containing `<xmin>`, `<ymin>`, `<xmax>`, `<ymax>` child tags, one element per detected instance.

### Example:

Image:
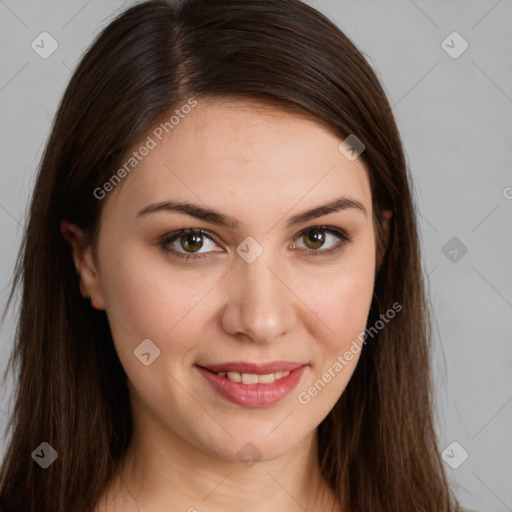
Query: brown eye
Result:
<box><xmin>160</xmin><ymin>228</ymin><xmax>220</xmax><ymax>260</ymax></box>
<box><xmin>302</xmin><ymin>229</ymin><xmax>326</xmax><ymax>250</ymax></box>
<box><xmin>179</xmin><ymin>232</ymin><xmax>204</xmax><ymax>253</ymax></box>
<box><xmin>293</xmin><ymin>226</ymin><xmax>351</xmax><ymax>257</ymax></box>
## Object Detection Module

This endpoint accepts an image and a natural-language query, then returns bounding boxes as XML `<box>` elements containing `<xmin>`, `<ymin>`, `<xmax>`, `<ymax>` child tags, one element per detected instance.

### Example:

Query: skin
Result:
<box><xmin>61</xmin><ymin>98</ymin><xmax>391</xmax><ymax>512</ymax></box>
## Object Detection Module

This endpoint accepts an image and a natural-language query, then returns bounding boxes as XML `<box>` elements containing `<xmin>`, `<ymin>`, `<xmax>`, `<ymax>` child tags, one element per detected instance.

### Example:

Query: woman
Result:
<box><xmin>0</xmin><ymin>0</ymin><xmax>476</xmax><ymax>510</ymax></box>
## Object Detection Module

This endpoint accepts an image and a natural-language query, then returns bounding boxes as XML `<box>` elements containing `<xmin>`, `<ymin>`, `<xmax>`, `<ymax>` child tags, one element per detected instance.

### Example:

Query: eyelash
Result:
<box><xmin>158</xmin><ymin>226</ymin><xmax>352</xmax><ymax>261</ymax></box>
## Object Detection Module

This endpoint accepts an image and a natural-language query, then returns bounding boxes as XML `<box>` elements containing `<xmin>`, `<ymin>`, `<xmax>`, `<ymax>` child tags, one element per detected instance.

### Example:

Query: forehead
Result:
<box><xmin>101</xmin><ymin>99</ymin><xmax>372</xmax><ymax>224</ymax></box>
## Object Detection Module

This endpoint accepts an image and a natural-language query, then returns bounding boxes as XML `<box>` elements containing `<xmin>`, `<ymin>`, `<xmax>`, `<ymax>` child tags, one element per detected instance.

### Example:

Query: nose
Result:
<box><xmin>220</xmin><ymin>252</ymin><xmax>297</xmax><ymax>345</ymax></box>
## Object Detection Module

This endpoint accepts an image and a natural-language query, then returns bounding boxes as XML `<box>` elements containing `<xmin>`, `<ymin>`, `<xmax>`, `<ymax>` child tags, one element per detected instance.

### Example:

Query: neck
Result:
<box><xmin>97</xmin><ymin>409</ymin><xmax>340</xmax><ymax>511</ymax></box>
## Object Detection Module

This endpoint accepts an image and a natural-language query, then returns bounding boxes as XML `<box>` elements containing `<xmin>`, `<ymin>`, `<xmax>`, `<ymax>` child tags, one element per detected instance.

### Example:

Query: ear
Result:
<box><xmin>60</xmin><ymin>219</ymin><xmax>105</xmax><ymax>310</ymax></box>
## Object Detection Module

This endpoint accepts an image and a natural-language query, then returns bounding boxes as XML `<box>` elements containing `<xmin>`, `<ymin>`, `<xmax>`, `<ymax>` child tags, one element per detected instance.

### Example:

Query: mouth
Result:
<box><xmin>195</xmin><ymin>361</ymin><xmax>307</xmax><ymax>407</ymax></box>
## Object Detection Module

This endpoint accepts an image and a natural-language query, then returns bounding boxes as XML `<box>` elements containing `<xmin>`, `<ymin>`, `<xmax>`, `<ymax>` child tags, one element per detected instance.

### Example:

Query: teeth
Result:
<box><xmin>218</xmin><ymin>370</ymin><xmax>290</xmax><ymax>384</ymax></box>
<box><xmin>257</xmin><ymin>373</ymin><xmax>275</xmax><ymax>384</ymax></box>
<box><xmin>226</xmin><ymin>371</ymin><xmax>242</xmax><ymax>382</ymax></box>
<box><xmin>241</xmin><ymin>373</ymin><xmax>259</xmax><ymax>384</ymax></box>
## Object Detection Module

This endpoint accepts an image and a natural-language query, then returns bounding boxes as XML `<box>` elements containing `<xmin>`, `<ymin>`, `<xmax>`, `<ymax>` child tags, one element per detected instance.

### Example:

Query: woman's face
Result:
<box><xmin>75</xmin><ymin>99</ymin><xmax>384</xmax><ymax>462</ymax></box>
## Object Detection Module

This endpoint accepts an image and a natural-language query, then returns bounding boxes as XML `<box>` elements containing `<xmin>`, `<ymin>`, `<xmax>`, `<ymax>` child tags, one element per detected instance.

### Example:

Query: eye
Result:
<box><xmin>159</xmin><ymin>225</ymin><xmax>351</xmax><ymax>262</ymax></box>
<box><xmin>159</xmin><ymin>228</ymin><xmax>221</xmax><ymax>260</ymax></box>
<box><xmin>292</xmin><ymin>226</ymin><xmax>351</xmax><ymax>257</ymax></box>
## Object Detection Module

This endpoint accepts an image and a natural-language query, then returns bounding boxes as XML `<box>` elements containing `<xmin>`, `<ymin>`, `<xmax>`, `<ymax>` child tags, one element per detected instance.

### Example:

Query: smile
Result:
<box><xmin>195</xmin><ymin>362</ymin><xmax>306</xmax><ymax>407</ymax></box>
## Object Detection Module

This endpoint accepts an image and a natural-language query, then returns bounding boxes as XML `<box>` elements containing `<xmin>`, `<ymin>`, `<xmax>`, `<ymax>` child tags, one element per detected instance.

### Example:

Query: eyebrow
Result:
<box><xmin>136</xmin><ymin>195</ymin><xmax>367</xmax><ymax>229</ymax></box>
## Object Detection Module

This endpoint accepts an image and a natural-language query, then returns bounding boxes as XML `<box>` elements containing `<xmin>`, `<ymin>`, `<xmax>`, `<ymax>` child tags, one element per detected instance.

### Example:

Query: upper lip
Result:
<box><xmin>197</xmin><ymin>361</ymin><xmax>305</xmax><ymax>374</ymax></box>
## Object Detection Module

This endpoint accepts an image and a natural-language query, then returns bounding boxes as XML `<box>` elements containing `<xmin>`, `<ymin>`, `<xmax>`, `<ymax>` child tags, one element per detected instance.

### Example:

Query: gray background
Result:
<box><xmin>0</xmin><ymin>1</ymin><xmax>511</xmax><ymax>510</ymax></box>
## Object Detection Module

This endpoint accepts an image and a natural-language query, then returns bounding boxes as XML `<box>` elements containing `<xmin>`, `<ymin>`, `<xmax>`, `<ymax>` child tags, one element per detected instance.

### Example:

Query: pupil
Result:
<box><xmin>182</xmin><ymin>233</ymin><xmax>203</xmax><ymax>252</ymax></box>
<box><xmin>306</xmin><ymin>230</ymin><xmax>324</xmax><ymax>249</ymax></box>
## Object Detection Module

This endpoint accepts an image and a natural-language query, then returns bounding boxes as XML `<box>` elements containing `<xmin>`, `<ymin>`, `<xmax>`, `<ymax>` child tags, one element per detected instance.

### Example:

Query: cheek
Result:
<box><xmin>97</xmin><ymin>237</ymin><xmax>216</xmax><ymax>365</ymax></box>
<box><xmin>321</xmin><ymin>274</ymin><xmax>374</xmax><ymax>348</ymax></box>
<box><xmin>295</xmin><ymin>236</ymin><xmax>375</xmax><ymax>409</ymax></box>
<box><xmin>305</xmin><ymin>237</ymin><xmax>376</xmax><ymax>352</ymax></box>
<box><xmin>311</xmin><ymin>276</ymin><xmax>373</xmax><ymax>368</ymax></box>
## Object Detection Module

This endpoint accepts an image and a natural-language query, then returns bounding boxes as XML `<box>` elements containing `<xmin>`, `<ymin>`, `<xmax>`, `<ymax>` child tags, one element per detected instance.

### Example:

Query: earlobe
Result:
<box><xmin>60</xmin><ymin>219</ymin><xmax>105</xmax><ymax>309</ymax></box>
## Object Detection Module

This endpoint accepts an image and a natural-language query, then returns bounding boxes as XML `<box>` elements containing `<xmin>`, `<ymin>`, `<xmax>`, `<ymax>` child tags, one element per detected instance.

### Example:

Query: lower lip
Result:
<box><xmin>196</xmin><ymin>365</ymin><xmax>306</xmax><ymax>407</ymax></box>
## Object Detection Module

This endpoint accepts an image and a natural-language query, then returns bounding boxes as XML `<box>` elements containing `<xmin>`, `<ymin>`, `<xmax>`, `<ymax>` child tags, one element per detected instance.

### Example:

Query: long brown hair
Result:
<box><xmin>0</xmin><ymin>0</ymin><xmax>458</xmax><ymax>510</ymax></box>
